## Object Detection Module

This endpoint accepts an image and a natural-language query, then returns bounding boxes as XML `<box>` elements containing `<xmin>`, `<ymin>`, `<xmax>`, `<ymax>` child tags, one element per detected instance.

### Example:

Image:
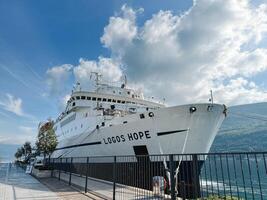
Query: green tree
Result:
<box><xmin>14</xmin><ymin>147</ymin><xmax>23</xmax><ymax>160</ymax></box>
<box><xmin>36</xmin><ymin>121</ymin><xmax>58</xmax><ymax>158</ymax></box>
<box><xmin>23</xmin><ymin>141</ymin><xmax>32</xmax><ymax>158</ymax></box>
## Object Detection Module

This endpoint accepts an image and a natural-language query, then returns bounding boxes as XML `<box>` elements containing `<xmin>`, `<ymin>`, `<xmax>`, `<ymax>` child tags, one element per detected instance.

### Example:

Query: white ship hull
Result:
<box><xmin>51</xmin><ymin>103</ymin><xmax>225</xmax><ymax>160</ymax></box>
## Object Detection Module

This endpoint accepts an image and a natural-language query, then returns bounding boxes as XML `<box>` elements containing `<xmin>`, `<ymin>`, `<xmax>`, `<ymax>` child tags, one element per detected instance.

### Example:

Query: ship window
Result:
<box><xmin>97</xmin><ymin>98</ymin><xmax>101</xmax><ymax>101</ymax></box>
<box><xmin>72</xmin><ymin>102</ymin><xmax>76</xmax><ymax>106</ymax></box>
<box><xmin>122</xmin><ymin>101</ymin><xmax>125</xmax><ymax>104</ymax></box>
<box><xmin>71</xmin><ymin>97</ymin><xmax>75</xmax><ymax>101</ymax></box>
<box><xmin>76</xmin><ymin>96</ymin><xmax>80</xmax><ymax>100</ymax></box>
<box><xmin>123</xmin><ymin>121</ymin><xmax>127</xmax><ymax>124</ymax></box>
<box><xmin>112</xmin><ymin>99</ymin><xmax>116</xmax><ymax>103</ymax></box>
<box><xmin>81</xmin><ymin>96</ymin><xmax>86</xmax><ymax>100</ymax></box>
<box><xmin>132</xmin><ymin>94</ymin><xmax>134</xmax><ymax>98</ymax></box>
<box><xmin>127</xmin><ymin>91</ymin><xmax>130</xmax><ymax>95</ymax></box>
<box><xmin>117</xmin><ymin>100</ymin><xmax>121</xmax><ymax>103</ymax></box>
<box><xmin>103</xmin><ymin>98</ymin><xmax>107</xmax><ymax>102</ymax></box>
<box><xmin>126</xmin><ymin>101</ymin><xmax>130</xmax><ymax>104</ymax></box>
<box><xmin>87</xmin><ymin>96</ymin><xmax>91</xmax><ymax>100</ymax></box>
<box><xmin>102</xmin><ymin>122</ymin><xmax>105</xmax><ymax>126</ymax></box>
<box><xmin>140</xmin><ymin>113</ymin><xmax>145</xmax><ymax>119</ymax></box>
<box><xmin>108</xmin><ymin>99</ymin><xmax>112</xmax><ymax>102</ymax></box>
<box><xmin>92</xmin><ymin>97</ymin><xmax>96</xmax><ymax>101</ymax></box>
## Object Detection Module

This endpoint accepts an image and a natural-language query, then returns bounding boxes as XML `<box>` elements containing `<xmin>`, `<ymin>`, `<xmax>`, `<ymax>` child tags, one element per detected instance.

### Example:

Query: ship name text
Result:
<box><xmin>103</xmin><ymin>130</ymin><xmax>151</xmax><ymax>144</ymax></box>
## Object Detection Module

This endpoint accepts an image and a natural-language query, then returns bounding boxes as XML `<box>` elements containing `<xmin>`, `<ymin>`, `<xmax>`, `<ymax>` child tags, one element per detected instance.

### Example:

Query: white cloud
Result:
<box><xmin>46</xmin><ymin>64</ymin><xmax>73</xmax><ymax>96</ymax></box>
<box><xmin>73</xmin><ymin>57</ymin><xmax>123</xmax><ymax>89</ymax></box>
<box><xmin>0</xmin><ymin>94</ymin><xmax>24</xmax><ymax>116</ymax></box>
<box><xmin>98</xmin><ymin>0</ymin><xmax>267</xmax><ymax>106</ymax></box>
<box><xmin>43</xmin><ymin>1</ymin><xmax>267</xmax><ymax>107</ymax></box>
<box><xmin>100</xmin><ymin>5</ymin><xmax>141</xmax><ymax>55</ymax></box>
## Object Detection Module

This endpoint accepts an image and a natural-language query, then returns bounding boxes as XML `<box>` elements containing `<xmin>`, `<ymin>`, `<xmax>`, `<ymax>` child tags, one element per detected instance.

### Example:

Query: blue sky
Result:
<box><xmin>0</xmin><ymin>0</ymin><xmax>267</xmax><ymax>145</ymax></box>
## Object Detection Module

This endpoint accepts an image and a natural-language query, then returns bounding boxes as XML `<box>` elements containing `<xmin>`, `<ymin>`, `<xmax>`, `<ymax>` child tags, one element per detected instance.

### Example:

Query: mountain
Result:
<box><xmin>0</xmin><ymin>144</ymin><xmax>20</xmax><ymax>163</ymax></box>
<box><xmin>211</xmin><ymin>102</ymin><xmax>267</xmax><ymax>152</ymax></box>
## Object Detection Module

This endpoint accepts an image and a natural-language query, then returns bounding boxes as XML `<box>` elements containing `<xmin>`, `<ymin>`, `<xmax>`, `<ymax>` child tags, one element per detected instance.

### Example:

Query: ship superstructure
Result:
<box><xmin>51</xmin><ymin>72</ymin><xmax>226</xmax><ymax>159</ymax></box>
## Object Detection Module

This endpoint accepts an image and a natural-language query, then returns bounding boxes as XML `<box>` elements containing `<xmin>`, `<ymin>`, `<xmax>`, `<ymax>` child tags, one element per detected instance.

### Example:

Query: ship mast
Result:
<box><xmin>90</xmin><ymin>72</ymin><xmax>102</xmax><ymax>92</ymax></box>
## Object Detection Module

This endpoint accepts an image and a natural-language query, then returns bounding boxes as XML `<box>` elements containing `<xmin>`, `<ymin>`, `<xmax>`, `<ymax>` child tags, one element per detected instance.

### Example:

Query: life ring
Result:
<box><xmin>148</xmin><ymin>112</ymin><xmax>154</xmax><ymax>117</ymax></box>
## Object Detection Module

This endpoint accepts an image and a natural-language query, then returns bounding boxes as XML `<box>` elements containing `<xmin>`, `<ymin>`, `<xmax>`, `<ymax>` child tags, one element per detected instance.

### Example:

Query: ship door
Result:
<box><xmin>133</xmin><ymin>145</ymin><xmax>149</xmax><ymax>156</ymax></box>
<box><xmin>133</xmin><ymin>145</ymin><xmax>150</xmax><ymax>189</ymax></box>
<box><xmin>133</xmin><ymin>145</ymin><xmax>149</xmax><ymax>162</ymax></box>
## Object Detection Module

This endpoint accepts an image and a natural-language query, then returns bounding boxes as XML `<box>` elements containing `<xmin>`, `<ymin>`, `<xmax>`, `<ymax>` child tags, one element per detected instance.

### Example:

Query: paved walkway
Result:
<box><xmin>39</xmin><ymin>177</ymin><xmax>101</xmax><ymax>200</ymax></box>
<box><xmin>53</xmin><ymin>171</ymin><xmax>173</xmax><ymax>200</ymax></box>
<box><xmin>0</xmin><ymin>163</ymin><xmax>93</xmax><ymax>200</ymax></box>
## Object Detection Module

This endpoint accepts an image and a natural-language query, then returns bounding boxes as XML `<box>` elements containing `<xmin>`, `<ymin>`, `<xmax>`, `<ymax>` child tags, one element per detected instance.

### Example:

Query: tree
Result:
<box><xmin>14</xmin><ymin>147</ymin><xmax>23</xmax><ymax>160</ymax></box>
<box><xmin>23</xmin><ymin>141</ymin><xmax>32</xmax><ymax>158</ymax></box>
<box><xmin>36</xmin><ymin>121</ymin><xmax>58</xmax><ymax>158</ymax></box>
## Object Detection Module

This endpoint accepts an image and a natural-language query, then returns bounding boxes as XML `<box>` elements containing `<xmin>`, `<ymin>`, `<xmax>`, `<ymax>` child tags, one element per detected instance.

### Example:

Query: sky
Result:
<box><xmin>0</xmin><ymin>0</ymin><xmax>267</xmax><ymax>146</ymax></box>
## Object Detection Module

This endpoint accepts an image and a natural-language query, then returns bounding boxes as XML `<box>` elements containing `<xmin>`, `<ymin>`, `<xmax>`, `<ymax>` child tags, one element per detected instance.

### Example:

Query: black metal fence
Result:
<box><xmin>45</xmin><ymin>152</ymin><xmax>267</xmax><ymax>200</ymax></box>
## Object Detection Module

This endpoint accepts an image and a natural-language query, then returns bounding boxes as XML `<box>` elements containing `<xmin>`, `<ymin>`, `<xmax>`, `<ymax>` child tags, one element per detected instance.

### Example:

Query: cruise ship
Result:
<box><xmin>49</xmin><ymin>72</ymin><xmax>227</xmax><ymax>197</ymax></box>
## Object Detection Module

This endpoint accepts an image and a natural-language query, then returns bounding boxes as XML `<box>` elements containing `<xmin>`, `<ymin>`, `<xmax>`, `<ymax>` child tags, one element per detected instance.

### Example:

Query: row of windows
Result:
<box><xmin>70</xmin><ymin>96</ymin><xmax>147</xmax><ymax>106</ymax></box>
<box><xmin>59</xmin><ymin>112</ymin><xmax>151</xmax><ymax>136</ymax></box>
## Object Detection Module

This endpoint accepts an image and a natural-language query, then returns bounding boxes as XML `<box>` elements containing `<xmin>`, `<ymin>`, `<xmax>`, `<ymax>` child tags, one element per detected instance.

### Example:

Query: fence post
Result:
<box><xmin>51</xmin><ymin>158</ymin><xmax>54</xmax><ymax>177</ymax></box>
<box><xmin>113</xmin><ymin>156</ymin><xmax>116</xmax><ymax>200</ymax></box>
<box><xmin>85</xmin><ymin>157</ymin><xmax>89</xmax><ymax>193</ymax></box>
<box><xmin>192</xmin><ymin>154</ymin><xmax>200</xmax><ymax>198</ymax></box>
<box><xmin>59</xmin><ymin>158</ymin><xmax>62</xmax><ymax>181</ymax></box>
<box><xmin>169</xmin><ymin>154</ymin><xmax>176</xmax><ymax>200</ymax></box>
<box><xmin>69</xmin><ymin>158</ymin><xmax>73</xmax><ymax>185</ymax></box>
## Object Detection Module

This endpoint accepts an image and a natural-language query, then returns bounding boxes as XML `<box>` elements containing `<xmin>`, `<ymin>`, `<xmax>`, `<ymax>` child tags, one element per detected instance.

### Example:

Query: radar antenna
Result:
<box><xmin>73</xmin><ymin>82</ymin><xmax>81</xmax><ymax>92</ymax></box>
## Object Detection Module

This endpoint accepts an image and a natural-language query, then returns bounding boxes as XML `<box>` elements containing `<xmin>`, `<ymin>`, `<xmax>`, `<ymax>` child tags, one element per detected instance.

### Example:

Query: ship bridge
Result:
<box><xmin>55</xmin><ymin>72</ymin><xmax>165</xmax><ymax>124</ymax></box>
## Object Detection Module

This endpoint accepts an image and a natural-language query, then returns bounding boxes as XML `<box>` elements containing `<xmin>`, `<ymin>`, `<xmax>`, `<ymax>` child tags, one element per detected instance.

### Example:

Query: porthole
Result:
<box><xmin>148</xmin><ymin>112</ymin><xmax>154</xmax><ymax>117</ymax></box>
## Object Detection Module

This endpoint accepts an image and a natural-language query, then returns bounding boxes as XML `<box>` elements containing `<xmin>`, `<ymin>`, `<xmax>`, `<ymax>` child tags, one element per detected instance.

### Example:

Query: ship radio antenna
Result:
<box><xmin>209</xmin><ymin>90</ymin><xmax>214</xmax><ymax>105</ymax></box>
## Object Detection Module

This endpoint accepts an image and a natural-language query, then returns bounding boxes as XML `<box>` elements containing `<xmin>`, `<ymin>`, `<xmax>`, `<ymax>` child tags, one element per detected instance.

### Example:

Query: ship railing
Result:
<box><xmin>44</xmin><ymin>152</ymin><xmax>267</xmax><ymax>200</ymax></box>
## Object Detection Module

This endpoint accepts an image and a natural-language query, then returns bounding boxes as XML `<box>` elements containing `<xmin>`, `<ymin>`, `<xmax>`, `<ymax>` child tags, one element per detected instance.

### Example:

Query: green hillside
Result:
<box><xmin>211</xmin><ymin>102</ymin><xmax>267</xmax><ymax>152</ymax></box>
